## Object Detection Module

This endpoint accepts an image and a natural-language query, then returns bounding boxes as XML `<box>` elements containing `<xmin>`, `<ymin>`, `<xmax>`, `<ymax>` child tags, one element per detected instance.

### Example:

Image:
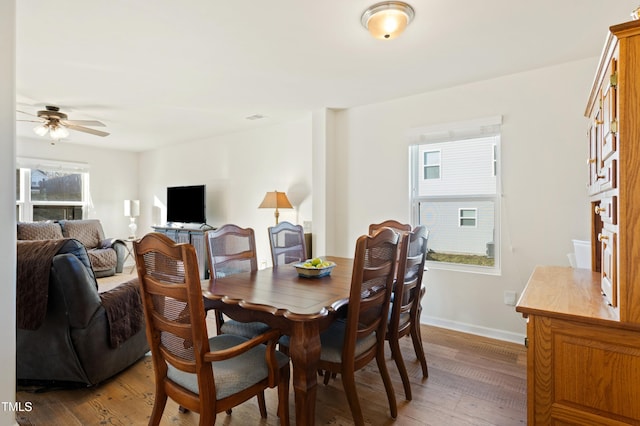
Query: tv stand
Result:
<box><xmin>151</xmin><ymin>226</ymin><xmax>212</xmax><ymax>279</ymax></box>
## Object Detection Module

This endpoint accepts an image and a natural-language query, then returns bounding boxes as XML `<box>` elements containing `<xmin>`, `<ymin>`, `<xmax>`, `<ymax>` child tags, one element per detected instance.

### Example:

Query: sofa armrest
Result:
<box><xmin>100</xmin><ymin>237</ymin><xmax>122</xmax><ymax>249</ymax></box>
<box><xmin>98</xmin><ymin>238</ymin><xmax>126</xmax><ymax>273</ymax></box>
<box><xmin>110</xmin><ymin>239</ymin><xmax>126</xmax><ymax>273</ymax></box>
<box><xmin>50</xmin><ymin>253</ymin><xmax>102</xmax><ymax>328</ymax></box>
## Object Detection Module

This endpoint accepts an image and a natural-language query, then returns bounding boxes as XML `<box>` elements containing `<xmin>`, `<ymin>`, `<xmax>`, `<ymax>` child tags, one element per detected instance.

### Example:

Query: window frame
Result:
<box><xmin>408</xmin><ymin>116</ymin><xmax>502</xmax><ymax>275</ymax></box>
<box><xmin>458</xmin><ymin>208</ymin><xmax>478</xmax><ymax>228</ymax></box>
<box><xmin>16</xmin><ymin>157</ymin><xmax>90</xmax><ymax>222</ymax></box>
<box><xmin>423</xmin><ymin>149</ymin><xmax>441</xmax><ymax>180</ymax></box>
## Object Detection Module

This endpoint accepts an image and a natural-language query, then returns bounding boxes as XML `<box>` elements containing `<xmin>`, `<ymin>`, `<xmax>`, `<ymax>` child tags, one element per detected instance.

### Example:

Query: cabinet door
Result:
<box><xmin>600</xmin><ymin>228</ymin><xmax>617</xmax><ymax>307</ymax></box>
<box><xmin>164</xmin><ymin>229</ymin><xmax>178</xmax><ymax>242</ymax></box>
<box><xmin>588</xmin><ymin>123</ymin><xmax>599</xmax><ymax>195</ymax></box>
<box><xmin>175</xmin><ymin>230</ymin><xmax>190</xmax><ymax>244</ymax></box>
<box><xmin>189</xmin><ymin>232</ymin><xmax>208</xmax><ymax>279</ymax></box>
<box><xmin>602</xmin><ymin>57</ymin><xmax>617</xmax><ymax>161</ymax></box>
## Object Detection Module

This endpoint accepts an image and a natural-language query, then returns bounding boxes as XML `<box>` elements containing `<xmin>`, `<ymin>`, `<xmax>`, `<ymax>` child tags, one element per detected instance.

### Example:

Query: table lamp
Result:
<box><xmin>258</xmin><ymin>191</ymin><xmax>292</xmax><ymax>225</ymax></box>
<box><xmin>124</xmin><ymin>199</ymin><xmax>140</xmax><ymax>239</ymax></box>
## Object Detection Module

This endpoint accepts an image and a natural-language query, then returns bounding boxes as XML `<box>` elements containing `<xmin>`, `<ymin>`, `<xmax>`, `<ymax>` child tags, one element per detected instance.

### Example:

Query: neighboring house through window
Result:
<box><xmin>409</xmin><ymin>116</ymin><xmax>502</xmax><ymax>274</ymax></box>
<box><xmin>16</xmin><ymin>158</ymin><xmax>90</xmax><ymax>222</ymax></box>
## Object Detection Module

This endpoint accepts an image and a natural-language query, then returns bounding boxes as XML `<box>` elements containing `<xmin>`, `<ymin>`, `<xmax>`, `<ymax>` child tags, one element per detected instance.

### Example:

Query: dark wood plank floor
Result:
<box><xmin>15</xmin><ymin>324</ymin><xmax>526</xmax><ymax>425</ymax></box>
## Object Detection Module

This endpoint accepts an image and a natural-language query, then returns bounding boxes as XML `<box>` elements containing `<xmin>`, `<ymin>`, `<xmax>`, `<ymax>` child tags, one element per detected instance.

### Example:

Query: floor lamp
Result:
<box><xmin>258</xmin><ymin>191</ymin><xmax>292</xmax><ymax>225</ymax></box>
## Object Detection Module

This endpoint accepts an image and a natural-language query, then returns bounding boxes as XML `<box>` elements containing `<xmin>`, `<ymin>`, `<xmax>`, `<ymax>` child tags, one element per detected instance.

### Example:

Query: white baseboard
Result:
<box><xmin>421</xmin><ymin>315</ymin><xmax>526</xmax><ymax>345</ymax></box>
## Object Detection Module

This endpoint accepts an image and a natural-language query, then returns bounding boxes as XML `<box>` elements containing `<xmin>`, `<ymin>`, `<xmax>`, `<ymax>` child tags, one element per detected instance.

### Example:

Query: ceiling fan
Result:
<box><xmin>17</xmin><ymin>105</ymin><xmax>110</xmax><ymax>143</ymax></box>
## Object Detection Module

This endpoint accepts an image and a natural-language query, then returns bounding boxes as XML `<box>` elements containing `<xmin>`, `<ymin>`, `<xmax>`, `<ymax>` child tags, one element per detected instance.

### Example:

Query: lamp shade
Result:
<box><xmin>258</xmin><ymin>191</ymin><xmax>293</xmax><ymax>209</ymax></box>
<box><xmin>124</xmin><ymin>199</ymin><xmax>140</xmax><ymax>217</ymax></box>
<box><xmin>361</xmin><ymin>1</ymin><xmax>415</xmax><ymax>40</ymax></box>
<box><xmin>259</xmin><ymin>191</ymin><xmax>292</xmax><ymax>225</ymax></box>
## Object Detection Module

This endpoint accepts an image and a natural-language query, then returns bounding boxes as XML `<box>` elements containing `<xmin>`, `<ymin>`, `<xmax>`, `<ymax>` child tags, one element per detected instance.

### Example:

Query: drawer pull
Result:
<box><xmin>587</xmin><ymin>158</ymin><xmax>597</xmax><ymax>164</ymax></box>
<box><xmin>595</xmin><ymin>206</ymin><xmax>606</xmax><ymax>214</ymax></box>
<box><xmin>598</xmin><ymin>233</ymin><xmax>609</xmax><ymax>242</ymax></box>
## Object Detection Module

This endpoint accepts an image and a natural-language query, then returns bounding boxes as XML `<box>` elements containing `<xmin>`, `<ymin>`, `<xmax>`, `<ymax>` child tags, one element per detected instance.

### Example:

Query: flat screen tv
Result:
<box><xmin>166</xmin><ymin>185</ymin><xmax>206</xmax><ymax>224</ymax></box>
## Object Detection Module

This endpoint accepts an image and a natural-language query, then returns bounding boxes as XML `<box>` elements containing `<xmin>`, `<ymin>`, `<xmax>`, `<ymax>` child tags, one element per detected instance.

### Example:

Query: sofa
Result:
<box><xmin>17</xmin><ymin>219</ymin><xmax>126</xmax><ymax>278</ymax></box>
<box><xmin>16</xmin><ymin>238</ymin><xmax>149</xmax><ymax>386</ymax></box>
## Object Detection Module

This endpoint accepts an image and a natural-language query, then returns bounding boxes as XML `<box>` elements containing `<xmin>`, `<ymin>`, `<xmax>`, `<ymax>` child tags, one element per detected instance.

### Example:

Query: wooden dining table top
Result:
<box><xmin>202</xmin><ymin>256</ymin><xmax>354</xmax><ymax>321</ymax></box>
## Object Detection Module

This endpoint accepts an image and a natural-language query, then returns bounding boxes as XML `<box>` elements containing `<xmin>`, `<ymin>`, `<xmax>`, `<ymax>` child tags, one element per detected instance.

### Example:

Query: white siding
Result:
<box><xmin>418</xmin><ymin>137</ymin><xmax>497</xmax><ymax>197</ymax></box>
<box><xmin>420</xmin><ymin>200</ymin><xmax>495</xmax><ymax>255</ymax></box>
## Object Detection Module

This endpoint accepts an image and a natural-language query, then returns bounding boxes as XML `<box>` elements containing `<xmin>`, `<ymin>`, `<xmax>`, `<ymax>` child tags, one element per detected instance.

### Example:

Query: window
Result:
<box><xmin>459</xmin><ymin>208</ymin><xmax>477</xmax><ymax>227</ymax></box>
<box><xmin>16</xmin><ymin>158</ymin><xmax>90</xmax><ymax>222</ymax></box>
<box><xmin>423</xmin><ymin>150</ymin><xmax>441</xmax><ymax>179</ymax></box>
<box><xmin>409</xmin><ymin>116</ymin><xmax>501</xmax><ymax>274</ymax></box>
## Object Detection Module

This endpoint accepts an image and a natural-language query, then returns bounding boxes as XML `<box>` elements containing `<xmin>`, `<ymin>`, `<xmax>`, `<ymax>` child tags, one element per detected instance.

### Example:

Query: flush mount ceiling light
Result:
<box><xmin>361</xmin><ymin>1</ymin><xmax>415</xmax><ymax>40</ymax></box>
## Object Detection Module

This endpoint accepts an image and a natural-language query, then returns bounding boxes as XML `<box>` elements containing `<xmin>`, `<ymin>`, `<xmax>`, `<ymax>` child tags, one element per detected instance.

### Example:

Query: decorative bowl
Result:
<box><xmin>293</xmin><ymin>260</ymin><xmax>336</xmax><ymax>278</ymax></box>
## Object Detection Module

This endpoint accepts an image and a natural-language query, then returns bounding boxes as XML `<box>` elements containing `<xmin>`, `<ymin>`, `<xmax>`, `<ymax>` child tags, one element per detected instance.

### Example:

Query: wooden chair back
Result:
<box><xmin>268</xmin><ymin>221</ymin><xmax>307</xmax><ymax>266</ymax></box>
<box><xmin>206</xmin><ymin>224</ymin><xmax>258</xmax><ymax>278</ymax></box>
<box><xmin>368</xmin><ymin>219</ymin><xmax>411</xmax><ymax>235</ymax></box>
<box><xmin>368</xmin><ymin>220</ymin><xmax>412</xmax><ymax>279</ymax></box>
<box><xmin>387</xmin><ymin>225</ymin><xmax>430</xmax><ymax>400</ymax></box>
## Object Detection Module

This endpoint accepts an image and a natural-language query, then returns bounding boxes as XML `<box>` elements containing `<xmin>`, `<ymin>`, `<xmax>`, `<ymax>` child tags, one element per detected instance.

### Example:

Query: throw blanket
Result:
<box><xmin>100</xmin><ymin>279</ymin><xmax>144</xmax><ymax>348</ymax></box>
<box><xmin>17</xmin><ymin>239</ymin><xmax>70</xmax><ymax>330</ymax></box>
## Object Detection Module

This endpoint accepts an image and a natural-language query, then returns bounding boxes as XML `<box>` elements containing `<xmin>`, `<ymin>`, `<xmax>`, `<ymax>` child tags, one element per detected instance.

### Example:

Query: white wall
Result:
<box><xmin>9</xmin><ymin>56</ymin><xmax>600</xmax><ymax>355</ymax></box>
<box><xmin>16</xmin><ymin>138</ymin><xmax>139</xmax><ymax>239</ymax></box>
<box><xmin>327</xmin><ymin>58</ymin><xmax>595</xmax><ymax>342</ymax></box>
<box><xmin>138</xmin><ymin>116</ymin><xmax>313</xmax><ymax>267</ymax></box>
<box><xmin>1</xmin><ymin>1</ymin><xmax>17</xmax><ymax>423</ymax></box>
<box><xmin>10</xmin><ymin>59</ymin><xmax>596</xmax><ymax>347</ymax></box>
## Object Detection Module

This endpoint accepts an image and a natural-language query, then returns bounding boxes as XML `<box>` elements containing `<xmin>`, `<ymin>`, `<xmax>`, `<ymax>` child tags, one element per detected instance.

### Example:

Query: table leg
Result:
<box><xmin>289</xmin><ymin>321</ymin><xmax>321</xmax><ymax>426</ymax></box>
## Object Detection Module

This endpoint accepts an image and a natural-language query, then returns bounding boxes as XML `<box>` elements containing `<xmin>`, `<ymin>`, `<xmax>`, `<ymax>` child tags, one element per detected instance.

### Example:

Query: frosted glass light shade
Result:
<box><xmin>361</xmin><ymin>1</ymin><xmax>415</xmax><ymax>40</ymax></box>
<box><xmin>33</xmin><ymin>123</ymin><xmax>49</xmax><ymax>136</ymax></box>
<box><xmin>49</xmin><ymin>125</ymin><xmax>69</xmax><ymax>140</ymax></box>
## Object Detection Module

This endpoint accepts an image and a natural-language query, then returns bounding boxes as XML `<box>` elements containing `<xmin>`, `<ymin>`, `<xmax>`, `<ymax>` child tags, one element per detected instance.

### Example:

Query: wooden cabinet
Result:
<box><xmin>152</xmin><ymin>226</ymin><xmax>211</xmax><ymax>279</ymax></box>
<box><xmin>518</xmin><ymin>267</ymin><xmax>640</xmax><ymax>425</ymax></box>
<box><xmin>585</xmin><ymin>20</ymin><xmax>640</xmax><ymax>319</ymax></box>
<box><xmin>517</xmin><ymin>20</ymin><xmax>640</xmax><ymax>425</ymax></box>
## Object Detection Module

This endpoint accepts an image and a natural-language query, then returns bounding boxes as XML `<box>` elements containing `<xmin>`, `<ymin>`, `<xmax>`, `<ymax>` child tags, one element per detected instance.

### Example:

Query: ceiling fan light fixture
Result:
<box><xmin>49</xmin><ymin>124</ymin><xmax>69</xmax><ymax>140</ymax></box>
<box><xmin>33</xmin><ymin>123</ymin><xmax>49</xmax><ymax>137</ymax></box>
<box><xmin>361</xmin><ymin>1</ymin><xmax>415</xmax><ymax>40</ymax></box>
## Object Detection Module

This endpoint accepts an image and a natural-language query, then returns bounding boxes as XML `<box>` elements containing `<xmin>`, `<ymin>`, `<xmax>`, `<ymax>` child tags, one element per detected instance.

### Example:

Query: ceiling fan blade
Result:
<box><xmin>62</xmin><ymin>119</ymin><xmax>106</xmax><ymax>127</ymax></box>
<box><xmin>17</xmin><ymin>119</ymin><xmax>44</xmax><ymax>123</ymax></box>
<box><xmin>16</xmin><ymin>110</ymin><xmax>39</xmax><ymax>118</ymax></box>
<box><xmin>65</xmin><ymin>124</ymin><xmax>110</xmax><ymax>137</ymax></box>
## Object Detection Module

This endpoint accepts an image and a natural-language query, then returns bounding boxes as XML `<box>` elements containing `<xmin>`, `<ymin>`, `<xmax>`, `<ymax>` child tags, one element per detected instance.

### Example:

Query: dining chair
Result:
<box><xmin>268</xmin><ymin>221</ymin><xmax>308</xmax><ymax>266</ymax></box>
<box><xmin>314</xmin><ymin>228</ymin><xmax>402</xmax><ymax>426</ymax></box>
<box><xmin>204</xmin><ymin>224</ymin><xmax>270</xmax><ymax>338</ymax></box>
<box><xmin>133</xmin><ymin>232</ymin><xmax>290</xmax><ymax>426</ymax></box>
<box><xmin>369</xmin><ymin>220</ymin><xmax>412</xmax><ymax>278</ymax></box>
<box><xmin>368</xmin><ymin>219</ymin><xmax>411</xmax><ymax>235</ymax></box>
<box><xmin>387</xmin><ymin>225</ymin><xmax>429</xmax><ymax>400</ymax></box>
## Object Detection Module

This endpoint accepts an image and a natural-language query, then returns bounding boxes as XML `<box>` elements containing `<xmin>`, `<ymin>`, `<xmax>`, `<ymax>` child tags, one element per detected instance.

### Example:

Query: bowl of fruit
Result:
<box><xmin>294</xmin><ymin>258</ymin><xmax>336</xmax><ymax>278</ymax></box>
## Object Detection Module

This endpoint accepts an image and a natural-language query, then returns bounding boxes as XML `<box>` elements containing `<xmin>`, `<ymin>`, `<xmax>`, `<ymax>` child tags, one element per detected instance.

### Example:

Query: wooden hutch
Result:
<box><xmin>516</xmin><ymin>20</ymin><xmax>640</xmax><ymax>425</ymax></box>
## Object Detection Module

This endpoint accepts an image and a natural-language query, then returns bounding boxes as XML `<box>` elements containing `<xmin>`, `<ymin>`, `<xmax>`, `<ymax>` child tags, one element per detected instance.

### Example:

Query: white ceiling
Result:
<box><xmin>15</xmin><ymin>1</ymin><xmax>639</xmax><ymax>152</ymax></box>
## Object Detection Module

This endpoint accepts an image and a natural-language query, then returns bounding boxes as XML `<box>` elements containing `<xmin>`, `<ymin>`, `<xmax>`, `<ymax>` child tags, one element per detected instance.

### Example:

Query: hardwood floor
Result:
<box><xmin>15</xmin><ymin>325</ymin><xmax>526</xmax><ymax>425</ymax></box>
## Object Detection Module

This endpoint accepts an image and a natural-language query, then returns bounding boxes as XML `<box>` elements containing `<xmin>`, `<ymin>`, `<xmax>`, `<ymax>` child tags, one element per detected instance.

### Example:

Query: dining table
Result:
<box><xmin>201</xmin><ymin>256</ymin><xmax>354</xmax><ymax>426</ymax></box>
